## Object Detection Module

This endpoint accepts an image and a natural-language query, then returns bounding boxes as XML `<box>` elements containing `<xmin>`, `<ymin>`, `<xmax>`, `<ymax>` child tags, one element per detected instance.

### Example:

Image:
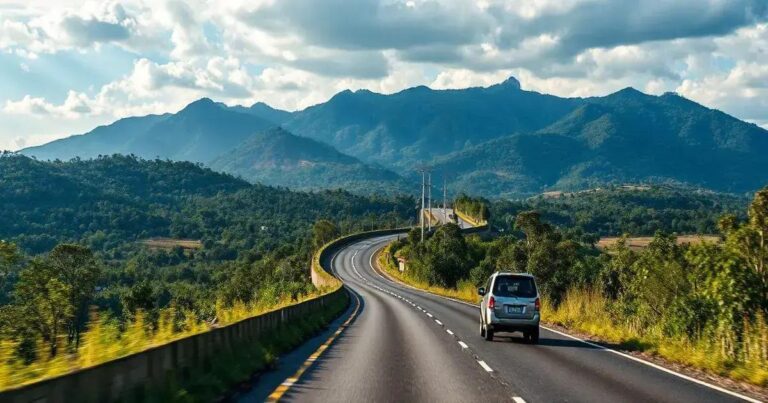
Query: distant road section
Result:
<box><xmin>427</xmin><ymin>208</ymin><xmax>473</xmax><ymax>229</ymax></box>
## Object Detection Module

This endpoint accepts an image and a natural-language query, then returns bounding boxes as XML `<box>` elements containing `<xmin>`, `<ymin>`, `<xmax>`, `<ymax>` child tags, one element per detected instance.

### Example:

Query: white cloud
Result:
<box><xmin>1</xmin><ymin>0</ymin><xmax>768</xmax><ymax>151</ymax></box>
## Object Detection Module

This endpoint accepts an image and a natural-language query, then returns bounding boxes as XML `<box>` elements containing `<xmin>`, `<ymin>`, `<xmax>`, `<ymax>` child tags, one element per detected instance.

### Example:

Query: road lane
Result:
<box><xmin>428</xmin><ymin>207</ymin><xmax>472</xmax><ymax>229</ymax></box>
<box><xmin>277</xmin><ymin>237</ymin><xmax>516</xmax><ymax>402</ymax></box>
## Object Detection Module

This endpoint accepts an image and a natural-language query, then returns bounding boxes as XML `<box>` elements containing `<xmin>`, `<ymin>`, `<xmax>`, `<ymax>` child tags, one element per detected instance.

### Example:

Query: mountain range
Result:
<box><xmin>20</xmin><ymin>76</ymin><xmax>768</xmax><ymax>197</ymax></box>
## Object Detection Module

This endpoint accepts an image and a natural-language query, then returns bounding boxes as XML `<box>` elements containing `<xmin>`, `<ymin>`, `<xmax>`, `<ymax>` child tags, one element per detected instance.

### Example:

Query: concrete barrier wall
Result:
<box><xmin>0</xmin><ymin>288</ymin><xmax>346</xmax><ymax>403</ymax></box>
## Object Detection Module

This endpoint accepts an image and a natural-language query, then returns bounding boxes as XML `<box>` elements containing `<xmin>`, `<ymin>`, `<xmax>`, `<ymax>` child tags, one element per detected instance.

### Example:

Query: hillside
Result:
<box><xmin>283</xmin><ymin>77</ymin><xmax>581</xmax><ymax>169</ymax></box>
<box><xmin>210</xmin><ymin>127</ymin><xmax>410</xmax><ymax>193</ymax></box>
<box><xmin>490</xmin><ymin>185</ymin><xmax>749</xmax><ymax>237</ymax></box>
<box><xmin>433</xmin><ymin>88</ymin><xmax>768</xmax><ymax>197</ymax></box>
<box><xmin>21</xmin><ymin>99</ymin><xmax>281</xmax><ymax>164</ymax></box>
<box><xmin>0</xmin><ymin>153</ymin><xmax>414</xmax><ymax>254</ymax></box>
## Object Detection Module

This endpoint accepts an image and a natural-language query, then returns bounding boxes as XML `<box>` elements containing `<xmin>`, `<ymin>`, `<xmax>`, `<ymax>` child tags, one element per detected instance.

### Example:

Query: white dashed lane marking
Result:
<box><xmin>478</xmin><ymin>360</ymin><xmax>494</xmax><ymax>373</ymax></box>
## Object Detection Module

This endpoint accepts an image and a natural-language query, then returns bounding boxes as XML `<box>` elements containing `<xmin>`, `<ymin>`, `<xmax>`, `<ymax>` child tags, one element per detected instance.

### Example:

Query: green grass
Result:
<box><xmin>376</xmin><ymin>243</ymin><xmax>479</xmax><ymax>305</ymax></box>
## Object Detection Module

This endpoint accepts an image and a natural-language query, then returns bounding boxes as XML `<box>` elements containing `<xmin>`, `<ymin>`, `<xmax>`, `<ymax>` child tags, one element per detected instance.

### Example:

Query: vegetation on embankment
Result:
<box><xmin>383</xmin><ymin>187</ymin><xmax>768</xmax><ymax>387</ymax></box>
<box><xmin>377</xmin><ymin>242</ymin><xmax>478</xmax><ymax>304</ymax></box>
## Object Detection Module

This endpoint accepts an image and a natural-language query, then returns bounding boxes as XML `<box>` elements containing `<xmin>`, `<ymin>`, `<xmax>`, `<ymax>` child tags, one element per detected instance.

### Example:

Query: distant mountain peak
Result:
<box><xmin>180</xmin><ymin>97</ymin><xmax>220</xmax><ymax>113</ymax></box>
<box><xmin>612</xmin><ymin>87</ymin><xmax>646</xmax><ymax>97</ymax></box>
<box><xmin>501</xmin><ymin>76</ymin><xmax>521</xmax><ymax>90</ymax></box>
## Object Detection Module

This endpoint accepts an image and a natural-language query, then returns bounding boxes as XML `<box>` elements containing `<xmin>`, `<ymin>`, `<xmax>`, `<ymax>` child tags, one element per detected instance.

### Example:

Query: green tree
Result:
<box><xmin>723</xmin><ymin>187</ymin><xmax>768</xmax><ymax>311</ymax></box>
<box><xmin>14</xmin><ymin>258</ymin><xmax>72</xmax><ymax>356</ymax></box>
<box><xmin>312</xmin><ymin>220</ymin><xmax>340</xmax><ymax>250</ymax></box>
<box><xmin>47</xmin><ymin>244</ymin><xmax>101</xmax><ymax>346</ymax></box>
<box><xmin>0</xmin><ymin>241</ymin><xmax>22</xmax><ymax>297</ymax></box>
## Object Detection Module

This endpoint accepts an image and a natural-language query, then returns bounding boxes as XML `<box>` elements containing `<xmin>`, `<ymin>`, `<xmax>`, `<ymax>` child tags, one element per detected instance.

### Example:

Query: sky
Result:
<box><xmin>0</xmin><ymin>0</ymin><xmax>767</xmax><ymax>151</ymax></box>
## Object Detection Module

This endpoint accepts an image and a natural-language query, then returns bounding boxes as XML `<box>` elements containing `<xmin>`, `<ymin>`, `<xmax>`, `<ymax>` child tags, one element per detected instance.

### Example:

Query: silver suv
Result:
<box><xmin>478</xmin><ymin>272</ymin><xmax>540</xmax><ymax>343</ymax></box>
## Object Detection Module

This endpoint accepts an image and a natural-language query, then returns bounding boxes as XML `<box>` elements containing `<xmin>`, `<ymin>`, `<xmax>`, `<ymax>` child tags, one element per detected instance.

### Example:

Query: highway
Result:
<box><xmin>427</xmin><ymin>207</ymin><xmax>473</xmax><ymax>229</ymax></box>
<box><xmin>246</xmin><ymin>235</ymin><xmax>755</xmax><ymax>403</ymax></box>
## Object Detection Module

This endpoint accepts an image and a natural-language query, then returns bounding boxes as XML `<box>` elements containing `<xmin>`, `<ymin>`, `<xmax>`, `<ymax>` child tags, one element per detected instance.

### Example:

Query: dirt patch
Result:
<box><xmin>140</xmin><ymin>238</ymin><xmax>203</xmax><ymax>251</ymax></box>
<box><xmin>598</xmin><ymin>235</ymin><xmax>721</xmax><ymax>251</ymax></box>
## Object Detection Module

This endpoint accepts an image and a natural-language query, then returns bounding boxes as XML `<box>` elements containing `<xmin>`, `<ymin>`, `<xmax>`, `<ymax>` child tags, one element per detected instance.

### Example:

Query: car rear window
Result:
<box><xmin>493</xmin><ymin>276</ymin><xmax>537</xmax><ymax>298</ymax></box>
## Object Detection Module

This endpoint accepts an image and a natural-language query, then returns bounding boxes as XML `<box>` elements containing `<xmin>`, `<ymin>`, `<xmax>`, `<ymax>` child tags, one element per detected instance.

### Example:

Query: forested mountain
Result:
<box><xmin>283</xmin><ymin>77</ymin><xmax>580</xmax><ymax>169</ymax></box>
<box><xmin>433</xmin><ymin>88</ymin><xmax>768</xmax><ymax>197</ymax></box>
<box><xmin>21</xmin><ymin>99</ymin><xmax>281</xmax><ymax>164</ymax></box>
<box><xmin>210</xmin><ymin>127</ymin><xmax>410</xmax><ymax>193</ymax></box>
<box><xmin>20</xmin><ymin>77</ymin><xmax>768</xmax><ymax>197</ymax></box>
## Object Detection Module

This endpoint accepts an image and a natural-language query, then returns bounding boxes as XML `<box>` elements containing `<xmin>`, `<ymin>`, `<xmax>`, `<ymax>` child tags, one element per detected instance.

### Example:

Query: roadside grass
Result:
<box><xmin>376</xmin><ymin>243</ymin><xmax>478</xmax><ymax>305</ymax></box>
<box><xmin>544</xmin><ymin>288</ymin><xmax>768</xmax><ymax>387</ymax></box>
<box><xmin>378</xmin><ymin>242</ymin><xmax>768</xmax><ymax>388</ymax></box>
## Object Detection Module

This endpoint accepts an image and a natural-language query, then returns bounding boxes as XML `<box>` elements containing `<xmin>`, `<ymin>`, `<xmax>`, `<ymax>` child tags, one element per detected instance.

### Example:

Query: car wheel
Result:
<box><xmin>484</xmin><ymin>325</ymin><xmax>494</xmax><ymax>341</ymax></box>
<box><xmin>530</xmin><ymin>327</ymin><xmax>540</xmax><ymax>344</ymax></box>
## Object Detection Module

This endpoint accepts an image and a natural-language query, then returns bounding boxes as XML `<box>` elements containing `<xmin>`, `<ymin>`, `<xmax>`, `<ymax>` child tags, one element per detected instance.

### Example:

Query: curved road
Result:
<box><xmin>253</xmin><ymin>235</ymin><xmax>755</xmax><ymax>402</ymax></box>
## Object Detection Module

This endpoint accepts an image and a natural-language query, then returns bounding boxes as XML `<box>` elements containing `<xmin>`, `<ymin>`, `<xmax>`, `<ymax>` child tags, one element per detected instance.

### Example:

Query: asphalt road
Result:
<box><xmin>250</xmin><ymin>235</ymin><xmax>754</xmax><ymax>403</ymax></box>
<box><xmin>428</xmin><ymin>207</ymin><xmax>472</xmax><ymax>229</ymax></box>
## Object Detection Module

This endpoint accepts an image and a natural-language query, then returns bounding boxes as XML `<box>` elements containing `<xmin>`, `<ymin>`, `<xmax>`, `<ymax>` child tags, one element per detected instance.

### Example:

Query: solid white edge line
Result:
<box><xmin>368</xmin><ymin>240</ymin><xmax>761</xmax><ymax>403</ymax></box>
<box><xmin>478</xmin><ymin>360</ymin><xmax>493</xmax><ymax>372</ymax></box>
<box><xmin>542</xmin><ymin>327</ymin><xmax>762</xmax><ymax>403</ymax></box>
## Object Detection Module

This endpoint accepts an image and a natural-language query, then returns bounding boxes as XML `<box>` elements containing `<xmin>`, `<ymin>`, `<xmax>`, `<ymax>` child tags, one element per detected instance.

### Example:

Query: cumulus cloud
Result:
<box><xmin>2</xmin><ymin>0</ymin><xmax>768</xmax><ymax>150</ymax></box>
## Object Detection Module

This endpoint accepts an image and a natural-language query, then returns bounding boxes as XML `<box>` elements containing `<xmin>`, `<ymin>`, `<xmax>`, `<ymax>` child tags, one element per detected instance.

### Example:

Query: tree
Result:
<box><xmin>0</xmin><ymin>241</ymin><xmax>22</xmax><ymax>297</ymax></box>
<box><xmin>312</xmin><ymin>220</ymin><xmax>340</xmax><ymax>250</ymax></box>
<box><xmin>45</xmin><ymin>244</ymin><xmax>101</xmax><ymax>346</ymax></box>
<box><xmin>724</xmin><ymin>187</ymin><xmax>768</xmax><ymax>312</ymax></box>
<box><xmin>14</xmin><ymin>259</ymin><xmax>72</xmax><ymax>356</ymax></box>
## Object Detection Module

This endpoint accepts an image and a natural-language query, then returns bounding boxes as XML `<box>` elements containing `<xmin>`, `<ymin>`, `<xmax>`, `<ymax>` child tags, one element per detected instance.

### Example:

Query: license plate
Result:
<box><xmin>507</xmin><ymin>306</ymin><xmax>524</xmax><ymax>314</ymax></box>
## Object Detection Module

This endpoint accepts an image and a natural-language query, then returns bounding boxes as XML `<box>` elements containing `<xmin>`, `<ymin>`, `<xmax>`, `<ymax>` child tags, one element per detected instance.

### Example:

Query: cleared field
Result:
<box><xmin>140</xmin><ymin>238</ymin><xmax>203</xmax><ymax>250</ymax></box>
<box><xmin>598</xmin><ymin>235</ymin><xmax>721</xmax><ymax>251</ymax></box>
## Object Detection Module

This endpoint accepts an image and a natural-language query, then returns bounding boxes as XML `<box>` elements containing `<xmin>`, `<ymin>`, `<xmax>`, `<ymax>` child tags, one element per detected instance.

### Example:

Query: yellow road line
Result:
<box><xmin>266</xmin><ymin>288</ymin><xmax>361</xmax><ymax>402</ymax></box>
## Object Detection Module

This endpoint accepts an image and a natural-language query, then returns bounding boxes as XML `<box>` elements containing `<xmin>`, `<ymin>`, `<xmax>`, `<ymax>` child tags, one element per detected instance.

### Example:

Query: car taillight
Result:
<box><xmin>534</xmin><ymin>297</ymin><xmax>540</xmax><ymax>311</ymax></box>
<box><xmin>489</xmin><ymin>296</ymin><xmax>495</xmax><ymax>309</ymax></box>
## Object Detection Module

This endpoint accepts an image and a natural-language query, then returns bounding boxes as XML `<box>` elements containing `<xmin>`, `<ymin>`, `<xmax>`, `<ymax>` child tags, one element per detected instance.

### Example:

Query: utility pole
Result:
<box><xmin>443</xmin><ymin>175</ymin><xmax>447</xmax><ymax>221</ymax></box>
<box><xmin>427</xmin><ymin>172</ymin><xmax>432</xmax><ymax>231</ymax></box>
<box><xmin>420</xmin><ymin>169</ymin><xmax>426</xmax><ymax>242</ymax></box>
